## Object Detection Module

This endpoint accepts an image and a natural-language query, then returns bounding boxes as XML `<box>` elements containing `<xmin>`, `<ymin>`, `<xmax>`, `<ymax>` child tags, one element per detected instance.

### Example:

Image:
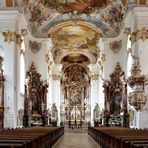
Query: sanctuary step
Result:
<box><xmin>64</xmin><ymin>127</ymin><xmax>88</xmax><ymax>133</ymax></box>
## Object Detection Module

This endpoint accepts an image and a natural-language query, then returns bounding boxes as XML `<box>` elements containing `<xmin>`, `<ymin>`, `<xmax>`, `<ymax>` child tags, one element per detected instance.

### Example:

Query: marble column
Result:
<box><xmin>0</xmin><ymin>10</ymin><xmax>20</xmax><ymax>128</ymax></box>
<box><xmin>88</xmin><ymin>64</ymin><xmax>100</xmax><ymax>125</ymax></box>
<box><xmin>51</xmin><ymin>64</ymin><xmax>62</xmax><ymax>125</ymax></box>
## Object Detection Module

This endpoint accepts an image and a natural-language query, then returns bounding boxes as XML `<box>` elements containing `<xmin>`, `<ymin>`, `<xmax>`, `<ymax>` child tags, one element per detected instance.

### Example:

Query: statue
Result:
<box><xmin>93</xmin><ymin>103</ymin><xmax>100</xmax><ymax>126</ymax></box>
<box><xmin>51</xmin><ymin>103</ymin><xmax>58</xmax><ymax>121</ymax></box>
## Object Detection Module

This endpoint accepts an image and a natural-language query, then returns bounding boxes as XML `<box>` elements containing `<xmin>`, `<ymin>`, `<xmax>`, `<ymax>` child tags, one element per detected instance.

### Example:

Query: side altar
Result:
<box><xmin>103</xmin><ymin>63</ymin><xmax>129</xmax><ymax>127</ymax></box>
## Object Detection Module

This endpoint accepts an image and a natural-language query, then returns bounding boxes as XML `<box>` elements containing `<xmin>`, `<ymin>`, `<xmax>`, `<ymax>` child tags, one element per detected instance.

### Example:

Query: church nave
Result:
<box><xmin>52</xmin><ymin>132</ymin><xmax>100</xmax><ymax>148</ymax></box>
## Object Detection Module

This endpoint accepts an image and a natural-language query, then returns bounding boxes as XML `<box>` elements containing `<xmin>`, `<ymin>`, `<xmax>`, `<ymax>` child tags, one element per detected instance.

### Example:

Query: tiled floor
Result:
<box><xmin>52</xmin><ymin>132</ymin><xmax>101</xmax><ymax>148</ymax></box>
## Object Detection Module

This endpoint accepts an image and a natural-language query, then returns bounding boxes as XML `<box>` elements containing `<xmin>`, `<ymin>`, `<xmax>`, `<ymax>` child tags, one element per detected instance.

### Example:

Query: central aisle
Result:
<box><xmin>52</xmin><ymin>132</ymin><xmax>101</xmax><ymax>148</ymax></box>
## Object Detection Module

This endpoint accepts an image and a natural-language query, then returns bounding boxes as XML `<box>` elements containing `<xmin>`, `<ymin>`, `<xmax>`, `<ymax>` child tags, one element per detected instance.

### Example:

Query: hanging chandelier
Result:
<box><xmin>128</xmin><ymin>63</ymin><xmax>147</xmax><ymax>111</ymax></box>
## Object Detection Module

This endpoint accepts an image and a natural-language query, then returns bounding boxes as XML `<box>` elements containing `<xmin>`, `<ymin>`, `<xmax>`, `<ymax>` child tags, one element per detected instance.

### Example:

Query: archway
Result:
<box><xmin>60</xmin><ymin>64</ymin><xmax>90</xmax><ymax>128</ymax></box>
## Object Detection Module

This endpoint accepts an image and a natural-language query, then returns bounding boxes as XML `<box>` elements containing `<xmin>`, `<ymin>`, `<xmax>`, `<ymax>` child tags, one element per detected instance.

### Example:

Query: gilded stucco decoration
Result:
<box><xmin>45</xmin><ymin>52</ymin><xmax>53</xmax><ymax>73</ymax></box>
<box><xmin>130</xmin><ymin>31</ymin><xmax>137</xmax><ymax>44</ymax></box>
<box><xmin>138</xmin><ymin>28</ymin><xmax>148</xmax><ymax>41</ymax></box>
<box><xmin>91</xmin><ymin>74</ymin><xmax>100</xmax><ymax>80</ymax></box>
<box><xmin>21</xmin><ymin>29</ymin><xmax>28</xmax><ymax>36</ymax></box>
<box><xmin>110</xmin><ymin>40</ymin><xmax>122</xmax><ymax>54</ymax></box>
<box><xmin>2</xmin><ymin>31</ymin><xmax>16</xmax><ymax>43</ymax></box>
<box><xmin>52</xmin><ymin>74</ymin><xmax>60</xmax><ymax>80</ymax></box>
<box><xmin>29</xmin><ymin>41</ymin><xmax>41</xmax><ymax>53</ymax></box>
<box><xmin>2</xmin><ymin>31</ymin><xmax>23</xmax><ymax>45</ymax></box>
<box><xmin>16</xmin><ymin>34</ymin><xmax>23</xmax><ymax>45</ymax></box>
<box><xmin>129</xmin><ymin>28</ymin><xmax>148</xmax><ymax>44</ymax></box>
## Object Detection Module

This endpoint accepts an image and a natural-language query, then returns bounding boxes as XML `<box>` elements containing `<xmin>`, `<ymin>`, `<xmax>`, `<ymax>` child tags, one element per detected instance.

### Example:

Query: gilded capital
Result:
<box><xmin>2</xmin><ymin>30</ymin><xmax>16</xmax><ymax>43</ymax></box>
<box><xmin>52</xmin><ymin>74</ymin><xmax>60</xmax><ymax>80</ymax></box>
<box><xmin>91</xmin><ymin>74</ymin><xmax>99</xmax><ymax>80</ymax></box>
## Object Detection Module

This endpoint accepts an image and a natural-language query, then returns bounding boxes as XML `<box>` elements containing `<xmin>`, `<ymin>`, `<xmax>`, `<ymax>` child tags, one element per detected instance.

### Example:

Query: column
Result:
<box><xmin>88</xmin><ymin>64</ymin><xmax>100</xmax><ymax>125</ymax></box>
<box><xmin>44</xmin><ymin>38</ymin><xmax>53</xmax><ymax>110</ymax></box>
<box><xmin>0</xmin><ymin>10</ymin><xmax>20</xmax><ymax>128</ymax></box>
<box><xmin>51</xmin><ymin>64</ymin><xmax>62</xmax><ymax>125</ymax></box>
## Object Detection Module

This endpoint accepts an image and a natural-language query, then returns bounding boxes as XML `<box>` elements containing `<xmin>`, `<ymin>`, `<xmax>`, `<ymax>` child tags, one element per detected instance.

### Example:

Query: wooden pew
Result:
<box><xmin>88</xmin><ymin>127</ymin><xmax>148</xmax><ymax>148</ymax></box>
<box><xmin>0</xmin><ymin>126</ymin><xmax>64</xmax><ymax>148</ymax></box>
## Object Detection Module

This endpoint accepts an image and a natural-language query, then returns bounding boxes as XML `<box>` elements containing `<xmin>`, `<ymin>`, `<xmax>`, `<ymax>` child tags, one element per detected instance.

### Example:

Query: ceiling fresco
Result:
<box><xmin>13</xmin><ymin>0</ymin><xmax>147</xmax><ymax>65</ymax></box>
<box><xmin>17</xmin><ymin>0</ymin><xmax>142</xmax><ymax>37</ymax></box>
<box><xmin>62</xmin><ymin>53</ymin><xmax>90</xmax><ymax>64</ymax></box>
<box><xmin>39</xmin><ymin>0</ymin><xmax>108</xmax><ymax>14</ymax></box>
<box><xmin>50</xmin><ymin>25</ymin><xmax>101</xmax><ymax>50</ymax></box>
<box><xmin>15</xmin><ymin>0</ymin><xmax>147</xmax><ymax>37</ymax></box>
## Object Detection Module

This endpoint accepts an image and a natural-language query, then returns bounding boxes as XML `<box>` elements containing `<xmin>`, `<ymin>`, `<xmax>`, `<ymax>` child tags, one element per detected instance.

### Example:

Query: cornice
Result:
<box><xmin>133</xmin><ymin>7</ymin><xmax>148</xmax><ymax>16</ymax></box>
<box><xmin>0</xmin><ymin>9</ymin><xmax>20</xmax><ymax>20</ymax></box>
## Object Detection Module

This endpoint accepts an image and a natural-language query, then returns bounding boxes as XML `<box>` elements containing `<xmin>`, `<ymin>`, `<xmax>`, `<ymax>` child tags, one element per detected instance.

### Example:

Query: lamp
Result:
<box><xmin>128</xmin><ymin>60</ymin><xmax>147</xmax><ymax>111</ymax></box>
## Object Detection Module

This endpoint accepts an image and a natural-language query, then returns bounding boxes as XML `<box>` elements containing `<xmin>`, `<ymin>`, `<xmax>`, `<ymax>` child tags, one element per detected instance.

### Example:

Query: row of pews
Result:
<box><xmin>0</xmin><ymin>126</ymin><xmax>64</xmax><ymax>148</ymax></box>
<box><xmin>88</xmin><ymin>126</ymin><xmax>148</xmax><ymax>148</ymax></box>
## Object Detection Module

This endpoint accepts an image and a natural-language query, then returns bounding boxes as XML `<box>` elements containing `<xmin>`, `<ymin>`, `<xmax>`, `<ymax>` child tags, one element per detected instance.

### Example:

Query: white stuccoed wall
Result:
<box><xmin>103</xmin><ymin>35</ymin><xmax>128</xmax><ymax>81</ymax></box>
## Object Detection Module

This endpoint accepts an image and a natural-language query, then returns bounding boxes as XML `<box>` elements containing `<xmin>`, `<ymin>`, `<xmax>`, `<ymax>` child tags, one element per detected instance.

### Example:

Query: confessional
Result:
<box><xmin>103</xmin><ymin>63</ymin><xmax>129</xmax><ymax>127</ymax></box>
<box><xmin>23</xmin><ymin>62</ymin><xmax>48</xmax><ymax>127</ymax></box>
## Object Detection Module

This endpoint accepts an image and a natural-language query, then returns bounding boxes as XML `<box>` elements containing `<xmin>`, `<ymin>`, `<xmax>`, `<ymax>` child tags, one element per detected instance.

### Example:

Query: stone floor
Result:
<box><xmin>52</xmin><ymin>132</ymin><xmax>101</xmax><ymax>148</ymax></box>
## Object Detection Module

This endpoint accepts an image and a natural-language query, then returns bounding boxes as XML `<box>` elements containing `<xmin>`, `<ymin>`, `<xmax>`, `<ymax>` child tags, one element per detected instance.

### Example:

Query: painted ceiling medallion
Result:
<box><xmin>110</xmin><ymin>40</ymin><xmax>122</xmax><ymax>54</ymax></box>
<box><xmin>62</xmin><ymin>54</ymin><xmax>90</xmax><ymax>64</ymax></box>
<box><xmin>42</xmin><ymin>0</ymin><xmax>107</xmax><ymax>14</ymax></box>
<box><xmin>50</xmin><ymin>24</ymin><xmax>102</xmax><ymax>50</ymax></box>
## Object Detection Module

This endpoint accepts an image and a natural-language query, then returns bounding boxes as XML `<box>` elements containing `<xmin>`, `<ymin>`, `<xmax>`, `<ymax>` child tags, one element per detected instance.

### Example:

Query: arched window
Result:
<box><xmin>127</xmin><ymin>35</ymin><xmax>132</xmax><ymax>77</ymax></box>
<box><xmin>20</xmin><ymin>37</ymin><xmax>25</xmax><ymax>94</ymax></box>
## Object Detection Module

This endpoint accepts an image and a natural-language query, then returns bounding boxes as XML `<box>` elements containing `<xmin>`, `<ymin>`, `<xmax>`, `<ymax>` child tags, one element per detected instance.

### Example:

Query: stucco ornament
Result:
<box><xmin>29</xmin><ymin>41</ymin><xmax>41</xmax><ymax>53</ymax></box>
<box><xmin>110</xmin><ymin>40</ymin><xmax>122</xmax><ymax>54</ymax></box>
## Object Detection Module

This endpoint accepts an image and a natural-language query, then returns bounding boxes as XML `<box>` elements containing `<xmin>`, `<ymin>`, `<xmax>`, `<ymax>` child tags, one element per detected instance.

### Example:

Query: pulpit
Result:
<box><xmin>23</xmin><ymin>62</ymin><xmax>48</xmax><ymax>127</ymax></box>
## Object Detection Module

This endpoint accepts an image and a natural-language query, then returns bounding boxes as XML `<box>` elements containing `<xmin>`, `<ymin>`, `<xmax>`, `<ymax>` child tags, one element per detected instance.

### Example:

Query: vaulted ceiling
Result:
<box><xmin>15</xmin><ymin>0</ymin><xmax>145</xmax><ymax>38</ymax></box>
<box><xmin>13</xmin><ymin>0</ymin><xmax>146</xmax><ymax>65</ymax></box>
<box><xmin>17</xmin><ymin>0</ymin><xmax>129</xmax><ymax>37</ymax></box>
